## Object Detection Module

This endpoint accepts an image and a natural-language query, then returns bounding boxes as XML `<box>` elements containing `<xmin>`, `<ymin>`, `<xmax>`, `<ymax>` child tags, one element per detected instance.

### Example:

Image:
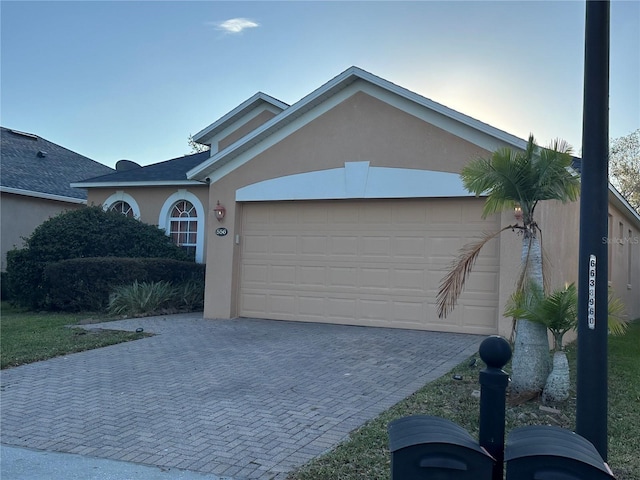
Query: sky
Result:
<box><xmin>1</xmin><ymin>1</ymin><xmax>638</xmax><ymax>169</ymax></box>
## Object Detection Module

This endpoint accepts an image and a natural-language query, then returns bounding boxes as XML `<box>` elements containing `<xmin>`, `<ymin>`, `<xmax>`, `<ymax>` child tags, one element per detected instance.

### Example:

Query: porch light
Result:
<box><xmin>214</xmin><ymin>201</ymin><xmax>226</xmax><ymax>222</ymax></box>
<box><xmin>514</xmin><ymin>205</ymin><xmax>523</xmax><ymax>221</ymax></box>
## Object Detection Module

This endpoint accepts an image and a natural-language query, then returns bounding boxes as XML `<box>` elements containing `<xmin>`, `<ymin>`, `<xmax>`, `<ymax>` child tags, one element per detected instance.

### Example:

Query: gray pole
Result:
<box><xmin>576</xmin><ymin>0</ymin><xmax>610</xmax><ymax>460</ymax></box>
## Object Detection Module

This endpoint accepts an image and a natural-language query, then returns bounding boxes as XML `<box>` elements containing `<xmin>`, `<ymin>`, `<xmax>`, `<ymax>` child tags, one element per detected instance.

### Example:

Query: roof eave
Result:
<box><xmin>193</xmin><ymin>92</ymin><xmax>289</xmax><ymax>144</ymax></box>
<box><xmin>71</xmin><ymin>180</ymin><xmax>206</xmax><ymax>188</ymax></box>
<box><xmin>187</xmin><ymin>66</ymin><xmax>530</xmax><ymax>181</ymax></box>
<box><xmin>609</xmin><ymin>184</ymin><xmax>640</xmax><ymax>227</ymax></box>
<box><xmin>0</xmin><ymin>186</ymin><xmax>86</xmax><ymax>204</ymax></box>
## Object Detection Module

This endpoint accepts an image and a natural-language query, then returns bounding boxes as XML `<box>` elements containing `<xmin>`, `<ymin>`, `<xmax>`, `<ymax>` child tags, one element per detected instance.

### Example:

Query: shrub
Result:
<box><xmin>108</xmin><ymin>281</ymin><xmax>176</xmax><ymax>316</ymax></box>
<box><xmin>6</xmin><ymin>207</ymin><xmax>192</xmax><ymax>309</ymax></box>
<box><xmin>44</xmin><ymin>257</ymin><xmax>205</xmax><ymax>311</ymax></box>
<box><xmin>107</xmin><ymin>278</ymin><xmax>205</xmax><ymax>316</ymax></box>
<box><xmin>175</xmin><ymin>279</ymin><xmax>205</xmax><ymax>311</ymax></box>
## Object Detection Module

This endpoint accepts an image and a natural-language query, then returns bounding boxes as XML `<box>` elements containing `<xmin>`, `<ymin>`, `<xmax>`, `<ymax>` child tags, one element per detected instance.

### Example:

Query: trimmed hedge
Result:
<box><xmin>44</xmin><ymin>257</ymin><xmax>205</xmax><ymax>312</ymax></box>
<box><xmin>5</xmin><ymin>206</ymin><xmax>193</xmax><ymax>309</ymax></box>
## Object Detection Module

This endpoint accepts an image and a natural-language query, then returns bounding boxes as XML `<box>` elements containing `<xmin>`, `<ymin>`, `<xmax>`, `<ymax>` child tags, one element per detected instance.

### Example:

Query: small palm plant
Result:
<box><xmin>504</xmin><ymin>282</ymin><xmax>629</xmax><ymax>403</ymax></box>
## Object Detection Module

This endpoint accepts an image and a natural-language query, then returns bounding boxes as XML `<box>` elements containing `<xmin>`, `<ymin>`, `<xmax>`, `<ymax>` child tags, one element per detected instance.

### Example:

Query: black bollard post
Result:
<box><xmin>478</xmin><ymin>335</ymin><xmax>512</xmax><ymax>480</ymax></box>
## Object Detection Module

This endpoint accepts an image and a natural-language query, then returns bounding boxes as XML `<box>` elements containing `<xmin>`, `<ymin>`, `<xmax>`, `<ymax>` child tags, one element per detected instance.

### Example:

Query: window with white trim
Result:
<box><xmin>109</xmin><ymin>200</ymin><xmax>135</xmax><ymax>218</ymax></box>
<box><xmin>158</xmin><ymin>190</ymin><xmax>205</xmax><ymax>263</ymax></box>
<box><xmin>169</xmin><ymin>200</ymin><xmax>198</xmax><ymax>260</ymax></box>
<box><xmin>102</xmin><ymin>191</ymin><xmax>141</xmax><ymax>219</ymax></box>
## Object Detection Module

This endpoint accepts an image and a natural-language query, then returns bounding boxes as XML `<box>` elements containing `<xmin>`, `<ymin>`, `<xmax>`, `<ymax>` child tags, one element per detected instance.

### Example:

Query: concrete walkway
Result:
<box><xmin>1</xmin><ymin>314</ymin><xmax>482</xmax><ymax>479</ymax></box>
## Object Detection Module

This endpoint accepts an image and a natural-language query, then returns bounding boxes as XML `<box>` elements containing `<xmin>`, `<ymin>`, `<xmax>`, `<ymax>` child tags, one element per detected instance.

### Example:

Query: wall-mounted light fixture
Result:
<box><xmin>214</xmin><ymin>201</ymin><xmax>226</xmax><ymax>222</ymax></box>
<box><xmin>514</xmin><ymin>204</ymin><xmax>523</xmax><ymax>221</ymax></box>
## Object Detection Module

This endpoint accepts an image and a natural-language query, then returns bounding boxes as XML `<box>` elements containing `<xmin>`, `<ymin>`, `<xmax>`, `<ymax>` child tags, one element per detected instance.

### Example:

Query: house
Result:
<box><xmin>73</xmin><ymin>66</ymin><xmax>640</xmax><ymax>336</ymax></box>
<box><xmin>0</xmin><ymin>127</ymin><xmax>114</xmax><ymax>271</ymax></box>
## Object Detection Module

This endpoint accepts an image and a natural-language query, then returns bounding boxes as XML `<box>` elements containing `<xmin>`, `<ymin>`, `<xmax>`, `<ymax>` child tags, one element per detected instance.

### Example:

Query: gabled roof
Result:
<box><xmin>192</xmin><ymin>92</ymin><xmax>289</xmax><ymax>145</ymax></box>
<box><xmin>186</xmin><ymin>66</ymin><xmax>529</xmax><ymax>181</ymax></box>
<box><xmin>72</xmin><ymin>150</ymin><xmax>210</xmax><ymax>188</ymax></box>
<box><xmin>0</xmin><ymin>127</ymin><xmax>114</xmax><ymax>202</ymax></box>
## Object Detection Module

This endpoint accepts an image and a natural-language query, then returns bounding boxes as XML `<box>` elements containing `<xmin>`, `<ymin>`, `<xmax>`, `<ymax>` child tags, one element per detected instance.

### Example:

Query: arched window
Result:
<box><xmin>158</xmin><ymin>190</ymin><xmax>205</xmax><ymax>263</ymax></box>
<box><xmin>109</xmin><ymin>200</ymin><xmax>135</xmax><ymax>218</ymax></box>
<box><xmin>102</xmin><ymin>192</ymin><xmax>141</xmax><ymax>219</ymax></box>
<box><xmin>169</xmin><ymin>200</ymin><xmax>198</xmax><ymax>259</ymax></box>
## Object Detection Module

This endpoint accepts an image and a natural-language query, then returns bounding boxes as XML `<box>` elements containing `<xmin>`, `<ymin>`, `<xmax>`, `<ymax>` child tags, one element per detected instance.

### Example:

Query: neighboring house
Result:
<box><xmin>74</xmin><ymin>66</ymin><xmax>640</xmax><ymax>335</ymax></box>
<box><xmin>0</xmin><ymin>127</ymin><xmax>114</xmax><ymax>271</ymax></box>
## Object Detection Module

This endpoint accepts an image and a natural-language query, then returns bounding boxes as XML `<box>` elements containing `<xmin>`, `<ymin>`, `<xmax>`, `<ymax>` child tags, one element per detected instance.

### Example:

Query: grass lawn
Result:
<box><xmin>288</xmin><ymin>321</ymin><xmax>640</xmax><ymax>480</ymax></box>
<box><xmin>0</xmin><ymin>302</ymin><xmax>148</xmax><ymax>369</ymax></box>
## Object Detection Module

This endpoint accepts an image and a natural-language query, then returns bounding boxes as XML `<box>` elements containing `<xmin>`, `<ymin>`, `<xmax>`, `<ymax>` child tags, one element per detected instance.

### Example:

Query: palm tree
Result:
<box><xmin>504</xmin><ymin>282</ymin><xmax>628</xmax><ymax>403</ymax></box>
<box><xmin>437</xmin><ymin>134</ymin><xmax>581</xmax><ymax>396</ymax></box>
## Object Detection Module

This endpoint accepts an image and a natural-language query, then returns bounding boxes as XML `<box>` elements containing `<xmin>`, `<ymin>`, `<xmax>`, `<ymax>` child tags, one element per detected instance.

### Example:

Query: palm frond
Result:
<box><xmin>437</xmin><ymin>226</ymin><xmax>514</xmax><ymax>318</ymax></box>
<box><xmin>608</xmin><ymin>289</ymin><xmax>629</xmax><ymax>336</ymax></box>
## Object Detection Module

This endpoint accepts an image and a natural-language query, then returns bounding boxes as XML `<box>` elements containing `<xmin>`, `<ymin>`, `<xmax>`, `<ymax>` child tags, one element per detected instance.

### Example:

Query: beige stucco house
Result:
<box><xmin>75</xmin><ymin>67</ymin><xmax>640</xmax><ymax>336</ymax></box>
<box><xmin>1</xmin><ymin>127</ymin><xmax>114</xmax><ymax>271</ymax></box>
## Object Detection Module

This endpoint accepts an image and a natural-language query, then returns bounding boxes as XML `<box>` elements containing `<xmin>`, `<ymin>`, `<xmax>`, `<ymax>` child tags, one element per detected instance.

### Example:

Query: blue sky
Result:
<box><xmin>2</xmin><ymin>1</ymin><xmax>638</xmax><ymax>168</ymax></box>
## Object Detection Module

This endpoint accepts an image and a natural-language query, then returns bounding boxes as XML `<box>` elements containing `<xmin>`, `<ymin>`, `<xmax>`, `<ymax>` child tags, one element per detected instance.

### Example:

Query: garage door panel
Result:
<box><xmin>242</xmin><ymin>263</ymin><xmax>268</xmax><ymax>284</ymax></box>
<box><xmin>299</xmin><ymin>265</ymin><xmax>326</xmax><ymax>286</ymax></box>
<box><xmin>271</xmin><ymin>235</ymin><xmax>298</xmax><ymax>254</ymax></box>
<box><xmin>360</xmin><ymin>267</ymin><xmax>390</xmax><ymax>288</ymax></box>
<box><xmin>239</xmin><ymin>199</ymin><xmax>499</xmax><ymax>333</ymax></box>
<box><xmin>329</xmin><ymin>266</ymin><xmax>358</xmax><ymax>287</ymax></box>
<box><xmin>361</xmin><ymin>236</ymin><xmax>391</xmax><ymax>256</ymax></box>
<box><xmin>392</xmin><ymin>268</ymin><xmax>426</xmax><ymax>292</ymax></box>
<box><xmin>329</xmin><ymin>236</ymin><xmax>358</xmax><ymax>255</ymax></box>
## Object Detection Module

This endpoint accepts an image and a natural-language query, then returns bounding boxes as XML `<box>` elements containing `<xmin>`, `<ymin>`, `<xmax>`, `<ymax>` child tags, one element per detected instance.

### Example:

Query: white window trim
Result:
<box><xmin>102</xmin><ymin>191</ymin><xmax>141</xmax><ymax>218</ymax></box>
<box><xmin>158</xmin><ymin>190</ymin><xmax>205</xmax><ymax>263</ymax></box>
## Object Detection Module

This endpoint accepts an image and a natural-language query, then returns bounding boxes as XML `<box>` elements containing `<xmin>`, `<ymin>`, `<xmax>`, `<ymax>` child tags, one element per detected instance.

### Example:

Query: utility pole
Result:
<box><xmin>576</xmin><ymin>0</ymin><xmax>610</xmax><ymax>460</ymax></box>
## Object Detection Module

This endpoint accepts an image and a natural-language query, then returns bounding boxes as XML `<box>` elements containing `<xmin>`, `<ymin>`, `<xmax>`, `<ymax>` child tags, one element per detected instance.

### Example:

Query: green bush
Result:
<box><xmin>44</xmin><ymin>257</ymin><xmax>205</xmax><ymax>311</ymax></box>
<box><xmin>0</xmin><ymin>271</ymin><xmax>9</xmax><ymax>301</ymax></box>
<box><xmin>108</xmin><ymin>279</ymin><xmax>205</xmax><ymax>316</ymax></box>
<box><xmin>108</xmin><ymin>281</ymin><xmax>176</xmax><ymax>316</ymax></box>
<box><xmin>6</xmin><ymin>207</ymin><xmax>192</xmax><ymax>309</ymax></box>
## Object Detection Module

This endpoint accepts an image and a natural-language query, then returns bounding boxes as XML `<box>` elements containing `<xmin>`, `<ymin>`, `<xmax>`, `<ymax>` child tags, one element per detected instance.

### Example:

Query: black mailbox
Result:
<box><xmin>505</xmin><ymin>425</ymin><xmax>615</xmax><ymax>480</ymax></box>
<box><xmin>388</xmin><ymin>415</ymin><xmax>495</xmax><ymax>480</ymax></box>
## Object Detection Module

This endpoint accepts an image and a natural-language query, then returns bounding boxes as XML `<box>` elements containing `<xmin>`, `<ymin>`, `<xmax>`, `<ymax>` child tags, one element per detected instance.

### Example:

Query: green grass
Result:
<box><xmin>0</xmin><ymin>302</ymin><xmax>148</xmax><ymax>369</ymax></box>
<box><xmin>288</xmin><ymin>321</ymin><xmax>640</xmax><ymax>480</ymax></box>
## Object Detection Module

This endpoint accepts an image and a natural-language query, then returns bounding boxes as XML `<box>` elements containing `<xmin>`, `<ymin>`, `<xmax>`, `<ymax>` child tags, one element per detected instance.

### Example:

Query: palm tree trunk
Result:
<box><xmin>510</xmin><ymin>230</ymin><xmax>551</xmax><ymax>396</ymax></box>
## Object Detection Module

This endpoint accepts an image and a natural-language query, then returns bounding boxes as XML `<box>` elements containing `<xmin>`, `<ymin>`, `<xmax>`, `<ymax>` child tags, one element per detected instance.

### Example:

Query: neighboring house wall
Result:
<box><xmin>87</xmin><ymin>186</ymin><xmax>210</xmax><ymax>263</ymax></box>
<box><xmin>607</xmin><ymin>202</ymin><xmax>640</xmax><ymax>319</ymax></box>
<box><xmin>0</xmin><ymin>191</ymin><xmax>83</xmax><ymax>270</ymax></box>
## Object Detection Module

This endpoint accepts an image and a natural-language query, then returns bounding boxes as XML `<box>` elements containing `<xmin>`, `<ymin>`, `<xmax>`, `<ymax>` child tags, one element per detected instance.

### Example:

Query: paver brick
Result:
<box><xmin>0</xmin><ymin>314</ymin><xmax>481</xmax><ymax>479</ymax></box>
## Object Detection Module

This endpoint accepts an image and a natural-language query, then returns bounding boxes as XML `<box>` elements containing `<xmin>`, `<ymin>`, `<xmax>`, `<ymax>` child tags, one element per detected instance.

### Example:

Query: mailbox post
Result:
<box><xmin>478</xmin><ymin>335</ymin><xmax>511</xmax><ymax>480</ymax></box>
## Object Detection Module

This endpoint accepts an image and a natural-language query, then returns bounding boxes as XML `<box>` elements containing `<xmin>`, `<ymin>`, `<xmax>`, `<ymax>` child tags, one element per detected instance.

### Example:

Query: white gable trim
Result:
<box><xmin>236</xmin><ymin>162</ymin><xmax>474</xmax><ymax>201</ymax></box>
<box><xmin>188</xmin><ymin>66</ymin><xmax>528</xmax><ymax>182</ymax></box>
<box><xmin>193</xmin><ymin>92</ymin><xmax>289</xmax><ymax>144</ymax></box>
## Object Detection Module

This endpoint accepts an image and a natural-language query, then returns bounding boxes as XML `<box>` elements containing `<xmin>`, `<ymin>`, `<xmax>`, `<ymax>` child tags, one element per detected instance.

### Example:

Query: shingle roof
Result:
<box><xmin>1</xmin><ymin>127</ymin><xmax>114</xmax><ymax>200</ymax></box>
<box><xmin>76</xmin><ymin>150</ymin><xmax>211</xmax><ymax>184</ymax></box>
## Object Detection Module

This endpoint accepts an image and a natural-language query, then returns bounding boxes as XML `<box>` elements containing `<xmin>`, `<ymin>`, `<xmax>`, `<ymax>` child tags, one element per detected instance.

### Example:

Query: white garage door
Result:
<box><xmin>238</xmin><ymin>198</ymin><xmax>500</xmax><ymax>334</ymax></box>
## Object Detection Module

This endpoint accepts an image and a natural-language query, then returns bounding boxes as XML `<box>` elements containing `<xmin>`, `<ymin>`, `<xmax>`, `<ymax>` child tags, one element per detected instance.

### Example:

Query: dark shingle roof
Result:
<box><xmin>78</xmin><ymin>150</ymin><xmax>211</xmax><ymax>184</ymax></box>
<box><xmin>1</xmin><ymin>127</ymin><xmax>114</xmax><ymax>200</ymax></box>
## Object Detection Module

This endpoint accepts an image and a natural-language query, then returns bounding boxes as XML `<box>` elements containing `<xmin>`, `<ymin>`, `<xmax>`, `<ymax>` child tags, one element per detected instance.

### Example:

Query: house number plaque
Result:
<box><xmin>588</xmin><ymin>254</ymin><xmax>596</xmax><ymax>330</ymax></box>
<box><xmin>216</xmin><ymin>227</ymin><xmax>228</xmax><ymax>237</ymax></box>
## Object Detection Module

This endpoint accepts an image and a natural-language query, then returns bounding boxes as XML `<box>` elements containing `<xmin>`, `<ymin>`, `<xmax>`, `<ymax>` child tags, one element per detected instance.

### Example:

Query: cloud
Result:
<box><xmin>212</xmin><ymin>18</ymin><xmax>260</xmax><ymax>34</ymax></box>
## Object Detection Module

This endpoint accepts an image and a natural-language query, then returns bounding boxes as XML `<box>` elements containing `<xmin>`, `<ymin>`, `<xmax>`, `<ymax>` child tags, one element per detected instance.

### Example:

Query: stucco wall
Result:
<box><xmin>204</xmin><ymin>91</ymin><xmax>499</xmax><ymax>320</ymax></box>
<box><xmin>86</xmin><ymin>186</ymin><xmax>210</xmax><ymax>263</ymax></box>
<box><xmin>1</xmin><ymin>192</ymin><xmax>84</xmax><ymax>271</ymax></box>
<box><xmin>607</xmin><ymin>203</ymin><xmax>640</xmax><ymax>320</ymax></box>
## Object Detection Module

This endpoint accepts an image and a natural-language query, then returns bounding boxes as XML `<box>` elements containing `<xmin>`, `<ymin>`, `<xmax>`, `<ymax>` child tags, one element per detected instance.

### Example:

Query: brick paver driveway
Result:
<box><xmin>0</xmin><ymin>314</ymin><xmax>482</xmax><ymax>479</ymax></box>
